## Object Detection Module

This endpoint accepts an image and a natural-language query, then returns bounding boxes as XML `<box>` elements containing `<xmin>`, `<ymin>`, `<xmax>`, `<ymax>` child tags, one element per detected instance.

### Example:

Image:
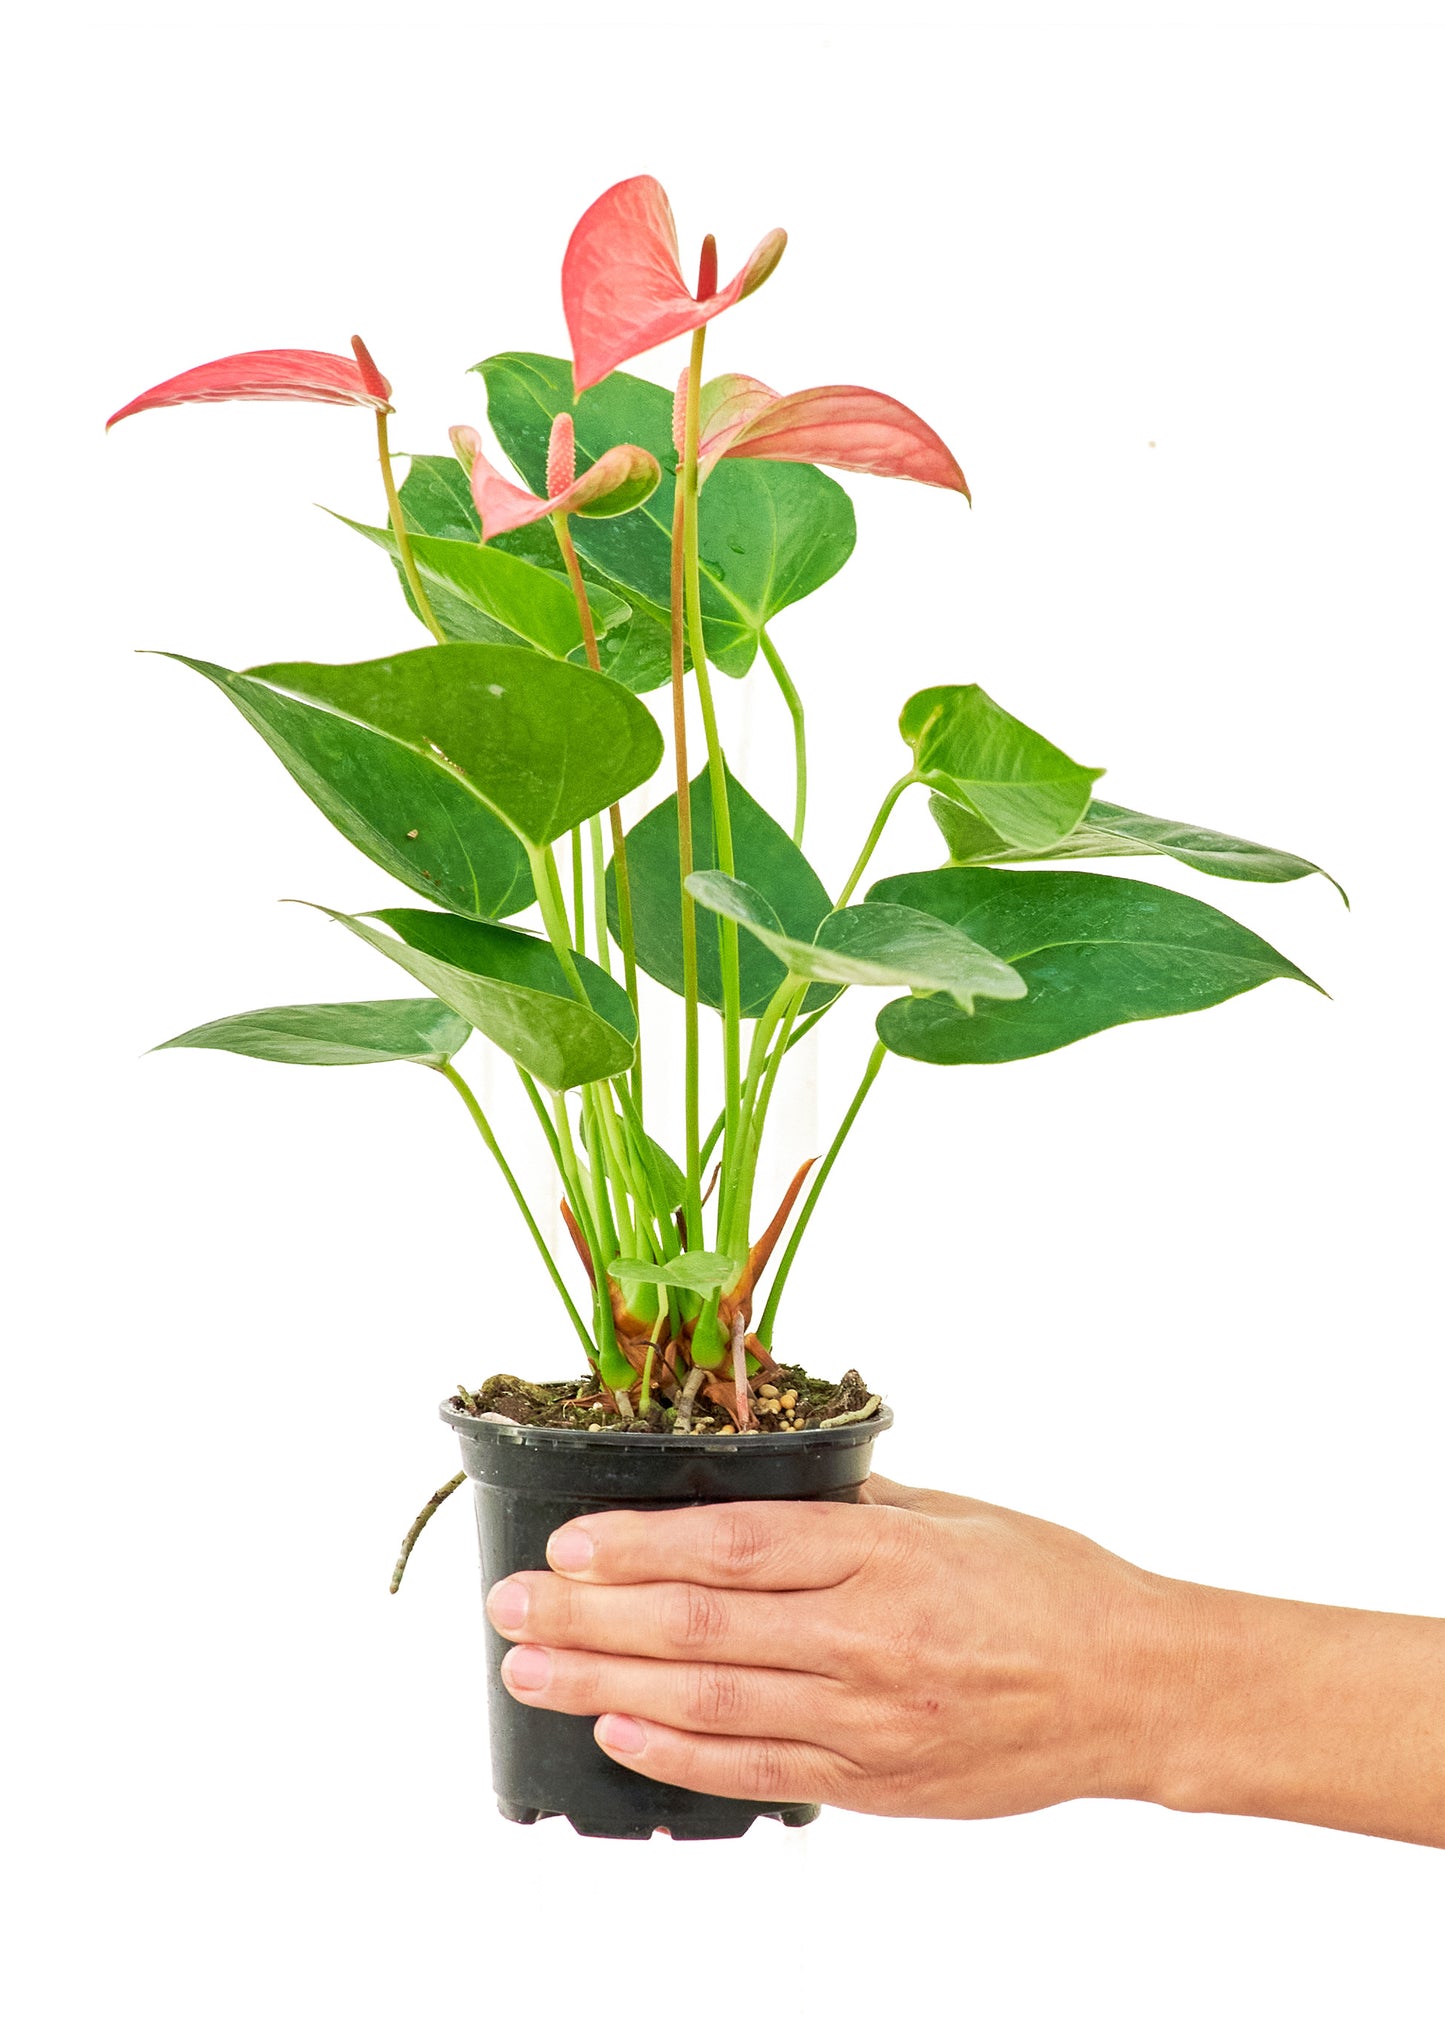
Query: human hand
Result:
<box><xmin>483</xmin><ymin>1474</ymin><xmax>1196</xmax><ymax>1819</ymax></box>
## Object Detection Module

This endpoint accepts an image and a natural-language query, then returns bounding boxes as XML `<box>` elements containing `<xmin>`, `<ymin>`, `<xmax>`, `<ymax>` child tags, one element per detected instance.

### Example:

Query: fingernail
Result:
<box><xmin>547</xmin><ymin>1526</ymin><xmax>595</xmax><ymax>1573</ymax></box>
<box><xmin>596</xmin><ymin>1713</ymin><xmax>645</xmax><ymax>1755</ymax></box>
<box><xmin>502</xmin><ymin>1646</ymin><xmax>552</xmax><ymax>1692</ymax></box>
<box><xmin>487</xmin><ymin>1580</ymin><xmax>529</xmax><ymax>1632</ymax></box>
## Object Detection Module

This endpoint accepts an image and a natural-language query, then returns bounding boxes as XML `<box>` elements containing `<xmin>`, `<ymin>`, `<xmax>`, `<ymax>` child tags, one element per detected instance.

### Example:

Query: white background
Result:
<box><xmin>6</xmin><ymin>2</ymin><xmax>1442</xmax><ymax>2016</ymax></box>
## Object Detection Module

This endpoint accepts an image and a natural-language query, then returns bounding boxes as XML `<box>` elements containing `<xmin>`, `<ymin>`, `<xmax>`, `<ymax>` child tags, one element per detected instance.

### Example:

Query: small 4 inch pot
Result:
<box><xmin>443</xmin><ymin>1401</ymin><xmax>893</xmax><ymax>1840</ymax></box>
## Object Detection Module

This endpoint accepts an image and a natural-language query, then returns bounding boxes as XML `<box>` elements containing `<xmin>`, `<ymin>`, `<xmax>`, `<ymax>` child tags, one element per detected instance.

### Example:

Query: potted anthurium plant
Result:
<box><xmin>111</xmin><ymin>175</ymin><xmax>1340</xmax><ymax>1840</ymax></box>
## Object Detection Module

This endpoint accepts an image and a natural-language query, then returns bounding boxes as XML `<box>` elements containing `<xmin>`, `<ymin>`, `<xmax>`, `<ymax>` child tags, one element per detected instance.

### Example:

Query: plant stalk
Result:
<box><xmin>437</xmin><ymin>1061</ymin><xmax>595</xmax><ymax>1360</ymax></box>
<box><xmin>680</xmin><ymin>325</ymin><xmax>743</xmax><ymax>1188</ymax></box>
<box><xmin>759</xmin><ymin>627</ymin><xmax>807</xmax><ymax>846</ymax></box>
<box><xmin>375</xmin><ymin>410</ymin><xmax>444</xmax><ymax>644</ymax></box>
<box><xmin>756</xmin><ymin>1042</ymin><xmax>887</xmax><ymax>1344</ymax></box>
<box><xmin>669</xmin><ymin>480</ymin><xmax>703</xmax><ymax>1243</ymax></box>
<box><xmin>836</xmin><ymin>774</ymin><xmax>915</xmax><ymax>906</ymax></box>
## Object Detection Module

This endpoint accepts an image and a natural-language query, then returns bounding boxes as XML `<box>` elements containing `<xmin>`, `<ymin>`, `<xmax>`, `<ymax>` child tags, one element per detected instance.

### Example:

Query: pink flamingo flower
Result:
<box><xmin>449</xmin><ymin>412</ymin><xmax>660</xmax><ymax>542</ymax></box>
<box><xmin>564</xmin><ymin>175</ymin><xmax>787</xmax><ymax>392</ymax></box>
<box><xmin>678</xmin><ymin>372</ymin><xmax>970</xmax><ymax>499</ymax></box>
<box><xmin>106</xmin><ymin>336</ymin><xmax>392</xmax><ymax>428</ymax></box>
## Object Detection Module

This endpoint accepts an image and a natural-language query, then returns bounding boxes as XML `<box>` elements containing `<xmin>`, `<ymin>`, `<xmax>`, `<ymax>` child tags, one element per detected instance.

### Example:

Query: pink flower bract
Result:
<box><xmin>564</xmin><ymin>176</ymin><xmax>786</xmax><ymax>392</ymax></box>
<box><xmin>449</xmin><ymin>424</ymin><xmax>660</xmax><ymax>541</ymax></box>
<box><xmin>106</xmin><ymin>341</ymin><xmax>393</xmax><ymax>429</ymax></box>
<box><xmin>692</xmin><ymin>374</ymin><xmax>970</xmax><ymax>497</ymax></box>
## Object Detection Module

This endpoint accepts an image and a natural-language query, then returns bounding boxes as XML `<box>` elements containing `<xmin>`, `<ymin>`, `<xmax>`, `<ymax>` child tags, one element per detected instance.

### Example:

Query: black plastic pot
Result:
<box><xmin>443</xmin><ymin>1401</ymin><xmax>893</xmax><ymax>1840</ymax></box>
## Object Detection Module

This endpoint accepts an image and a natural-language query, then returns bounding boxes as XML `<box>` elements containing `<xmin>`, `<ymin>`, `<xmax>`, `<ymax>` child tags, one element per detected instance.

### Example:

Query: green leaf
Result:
<box><xmin>930</xmin><ymin>792</ymin><xmax>1346</xmax><ymax>901</ymax></box>
<box><xmin>610</xmin><ymin>767</ymin><xmax>841</xmax><ymax>1017</ymax></box>
<box><xmin>475</xmin><ymin>353</ymin><xmax>856</xmax><ymax>675</ymax></box>
<box><xmin>688</xmin><ymin>874</ymin><xmax>1026</xmax><ymax>1013</ymax></box>
<box><xmin>610</xmin><ymin>1251</ymin><xmax>742</xmax><ymax>1295</ymax></box>
<box><xmin>899</xmin><ymin>686</ymin><xmax>1104</xmax><ymax>851</ymax></box>
<box><xmin>302</xmin><ymin>905</ymin><xmax>636</xmax><ymax>1090</ymax></box>
<box><xmin>242</xmin><ymin>643</ymin><xmax>663</xmax><ymax>850</ymax></box>
<box><xmin>160</xmin><ymin>655</ymin><xmax>534</xmax><ymax>920</ymax></box>
<box><xmin>154</xmin><ymin>997</ymin><xmax>470</xmax><ymax>1068</ymax></box>
<box><xmin>868</xmin><ymin>867</ymin><xmax>1322</xmax><ymax>1064</ymax></box>
<box><xmin>334</xmin><ymin>515</ymin><xmax>630</xmax><ymax>662</ymax></box>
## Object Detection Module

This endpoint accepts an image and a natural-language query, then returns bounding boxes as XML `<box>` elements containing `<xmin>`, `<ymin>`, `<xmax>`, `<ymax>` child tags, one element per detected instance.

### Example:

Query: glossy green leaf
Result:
<box><xmin>609</xmin><ymin>767</ymin><xmax>840</xmax><ymax>1017</ymax></box>
<box><xmin>154</xmin><ymin>997</ymin><xmax>470</xmax><ymax>1068</ymax></box>
<box><xmin>869</xmin><ymin>867</ymin><xmax>1321</xmax><ymax>1064</ymax></box>
<box><xmin>930</xmin><ymin>792</ymin><xmax>1346</xmax><ymax>900</ymax></box>
<box><xmin>899</xmin><ymin>686</ymin><xmax>1104</xmax><ymax>851</ymax></box>
<box><xmin>475</xmin><ymin>353</ymin><xmax>856</xmax><ymax>675</ymax></box>
<box><xmin>302</xmin><ymin>905</ymin><xmax>635</xmax><ymax>1090</ymax></box>
<box><xmin>610</xmin><ymin>1251</ymin><xmax>742</xmax><ymax>1295</ymax></box>
<box><xmin>161</xmin><ymin>655</ymin><xmax>534</xmax><ymax>920</ymax></box>
<box><xmin>335</xmin><ymin>514</ymin><xmax>629</xmax><ymax>661</ymax></box>
<box><xmin>243</xmin><ymin>643</ymin><xmax>663</xmax><ymax>849</ymax></box>
<box><xmin>688</xmin><ymin>874</ymin><xmax>1026</xmax><ymax>1013</ymax></box>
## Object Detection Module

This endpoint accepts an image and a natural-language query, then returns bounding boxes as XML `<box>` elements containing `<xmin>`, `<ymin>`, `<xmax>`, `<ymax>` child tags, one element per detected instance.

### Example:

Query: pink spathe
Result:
<box><xmin>448</xmin><ymin>423</ymin><xmax>660</xmax><ymax>541</ymax></box>
<box><xmin>106</xmin><ymin>343</ymin><xmax>392</xmax><ymax>429</ymax></box>
<box><xmin>563</xmin><ymin>175</ymin><xmax>786</xmax><ymax>392</ymax></box>
<box><xmin>692</xmin><ymin>374</ymin><xmax>970</xmax><ymax>496</ymax></box>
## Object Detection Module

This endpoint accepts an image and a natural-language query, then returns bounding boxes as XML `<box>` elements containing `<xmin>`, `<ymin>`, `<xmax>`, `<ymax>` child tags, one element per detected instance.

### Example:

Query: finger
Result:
<box><xmin>499</xmin><ymin>1643</ymin><xmax>847</xmax><ymax>1742</ymax></box>
<box><xmin>486</xmin><ymin>1571</ymin><xmax>840</xmax><ymax>1673</ymax></box>
<box><xmin>544</xmin><ymin>1498</ymin><xmax>885</xmax><ymax>1592</ymax></box>
<box><xmin>591</xmin><ymin>1712</ymin><xmax>853</xmax><ymax>1805</ymax></box>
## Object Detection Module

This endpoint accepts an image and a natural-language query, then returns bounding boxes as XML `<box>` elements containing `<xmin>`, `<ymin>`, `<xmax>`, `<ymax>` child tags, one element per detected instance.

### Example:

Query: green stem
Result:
<box><xmin>571</xmin><ymin>827</ymin><xmax>586</xmax><ymax>949</ymax></box>
<box><xmin>437</xmin><ymin>1061</ymin><xmax>595</xmax><ymax>1360</ymax></box>
<box><xmin>530</xmin><ymin>844</ymin><xmax>589</xmax><ymax>1002</ymax></box>
<box><xmin>376</xmin><ymin>410</ymin><xmax>444</xmax><ymax>644</ymax></box>
<box><xmin>681</xmin><ymin>325</ymin><xmax>743</xmax><ymax>1195</ymax></box>
<box><xmin>669</xmin><ymin>480</ymin><xmax>702</xmax><ymax>1243</ymax></box>
<box><xmin>725</xmin><ymin>983</ymin><xmax>806</xmax><ymax>1260</ymax></box>
<box><xmin>756</xmin><ymin>1042</ymin><xmax>887</xmax><ymax>1345</ymax></box>
<box><xmin>588</xmin><ymin>817</ymin><xmax>611</xmax><ymax>976</ymax></box>
<box><xmin>759</xmin><ymin>627</ymin><xmax>807</xmax><ymax>847</ymax></box>
<box><xmin>836</xmin><ymin>774</ymin><xmax>915</xmax><ymax>907</ymax></box>
<box><xmin>717</xmin><ymin>977</ymin><xmax>794</xmax><ymax>1243</ymax></box>
<box><xmin>552</xmin><ymin>512</ymin><xmax>641</xmax><ymax>1099</ymax></box>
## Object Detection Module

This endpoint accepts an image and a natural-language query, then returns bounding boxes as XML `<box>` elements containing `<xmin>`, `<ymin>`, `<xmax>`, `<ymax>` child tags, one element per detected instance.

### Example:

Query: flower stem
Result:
<box><xmin>530</xmin><ymin>844</ymin><xmax>589</xmax><ymax>1003</ymax></box>
<box><xmin>681</xmin><ymin>325</ymin><xmax>742</xmax><ymax>1195</ymax></box>
<box><xmin>375</xmin><ymin>410</ymin><xmax>444</xmax><ymax>644</ymax></box>
<box><xmin>555</xmin><ymin>509</ymin><xmax>642</xmax><ymax>1100</ymax></box>
<box><xmin>756</xmin><ymin>1042</ymin><xmax>887</xmax><ymax>1345</ymax></box>
<box><xmin>437</xmin><ymin>1060</ymin><xmax>595</xmax><ymax>1360</ymax></box>
<box><xmin>669</xmin><ymin>480</ymin><xmax>702</xmax><ymax>1244</ymax></box>
<box><xmin>759</xmin><ymin>628</ymin><xmax>807</xmax><ymax>846</ymax></box>
<box><xmin>836</xmin><ymin>774</ymin><xmax>915</xmax><ymax>906</ymax></box>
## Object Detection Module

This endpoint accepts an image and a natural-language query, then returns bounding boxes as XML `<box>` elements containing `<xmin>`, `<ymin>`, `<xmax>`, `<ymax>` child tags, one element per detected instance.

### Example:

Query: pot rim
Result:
<box><xmin>440</xmin><ymin>1399</ymin><xmax>893</xmax><ymax>1452</ymax></box>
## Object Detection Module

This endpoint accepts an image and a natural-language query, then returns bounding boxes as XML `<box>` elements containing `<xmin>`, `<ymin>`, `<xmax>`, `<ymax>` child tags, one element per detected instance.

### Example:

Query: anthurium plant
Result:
<box><xmin>114</xmin><ymin>175</ymin><xmax>1339</xmax><ymax>1478</ymax></box>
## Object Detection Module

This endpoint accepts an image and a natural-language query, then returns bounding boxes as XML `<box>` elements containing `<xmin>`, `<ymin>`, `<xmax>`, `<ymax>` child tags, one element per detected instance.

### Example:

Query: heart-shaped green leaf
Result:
<box><xmin>869</xmin><ymin>867</ymin><xmax>1321</xmax><ymax>1064</ymax></box>
<box><xmin>899</xmin><ymin>686</ymin><xmax>1104</xmax><ymax>851</ymax></box>
<box><xmin>243</xmin><ymin>643</ymin><xmax>663</xmax><ymax>849</ymax></box>
<box><xmin>475</xmin><ymin>353</ymin><xmax>856</xmax><ymax>675</ymax></box>
<box><xmin>161</xmin><ymin>655</ymin><xmax>534</xmax><ymax>920</ymax></box>
<box><xmin>334</xmin><ymin>515</ymin><xmax>630</xmax><ymax>662</ymax></box>
<box><xmin>154</xmin><ymin>997</ymin><xmax>470</xmax><ymax>1068</ymax></box>
<box><xmin>610</xmin><ymin>767</ymin><xmax>840</xmax><ymax>1016</ymax></box>
<box><xmin>930</xmin><ymin>793</ymin><xmax>1346</xmax><ymax>901</ymax></box>
<box><xmin>688</xmin><ymin>874</ymin><xmax>1026</xmax><ymax>1013</ymax></box>
<box><xmin>302</xmin><ymin>905</ymin><xmax>636</xmax><ymax>1090</ymax></box>
<box><xmin>610</xmin><ymin>1251</ymin><xmax>742</xmax><ymax>1295</ymax></box>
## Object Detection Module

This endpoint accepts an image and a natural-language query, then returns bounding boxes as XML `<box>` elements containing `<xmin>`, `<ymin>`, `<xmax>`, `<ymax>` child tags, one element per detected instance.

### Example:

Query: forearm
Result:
<box><xmin>1147</xmin><ymin>1581</ymin><xmax>1445</xmax><ymax>1848</ymax></box>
